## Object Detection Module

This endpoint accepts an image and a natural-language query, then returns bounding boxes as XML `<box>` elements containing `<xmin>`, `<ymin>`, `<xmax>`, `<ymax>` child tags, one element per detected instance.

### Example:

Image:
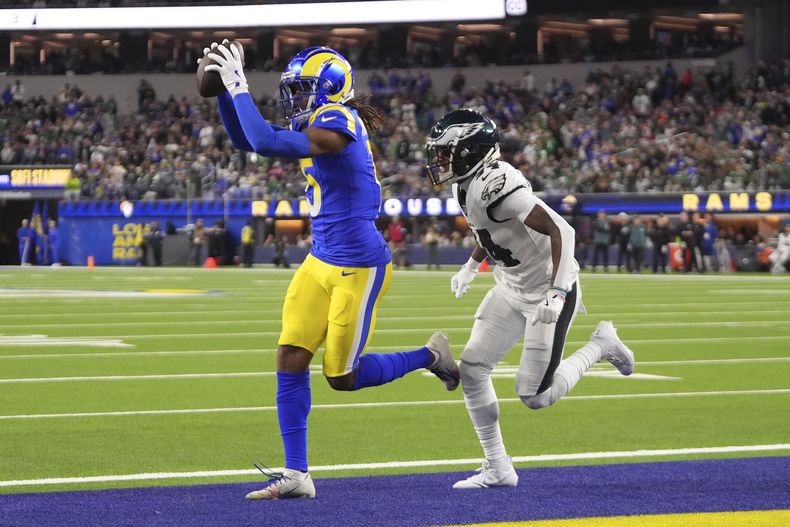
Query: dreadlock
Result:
<box><xmin>346</xmin><ymin>97</ymin><xmax>385</xmax><ymax>135</ymax></box>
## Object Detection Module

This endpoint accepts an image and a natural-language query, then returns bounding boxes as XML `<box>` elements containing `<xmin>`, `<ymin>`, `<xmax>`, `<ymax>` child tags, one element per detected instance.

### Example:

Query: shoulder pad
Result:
<box><xmin>308</xmin><ymin>104</ymin><xmax>358</xmax><ymax>140</ymax></box>
<box><xmin>478</xmin><ymin>161</ymin><xmax>529</xmax><ymax>203</ymax></box>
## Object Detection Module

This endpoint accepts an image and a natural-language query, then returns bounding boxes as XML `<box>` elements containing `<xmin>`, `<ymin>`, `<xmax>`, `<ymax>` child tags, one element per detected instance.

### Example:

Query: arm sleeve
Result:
<box><xmin>232</xmin><ymin>92</ymin><xmax>311</xmax><ymax>158</ymax></box>
<box><xmin>216</xmin><ymin>92</ymin><xmax>253</xmax><ymax>152</ymax></box>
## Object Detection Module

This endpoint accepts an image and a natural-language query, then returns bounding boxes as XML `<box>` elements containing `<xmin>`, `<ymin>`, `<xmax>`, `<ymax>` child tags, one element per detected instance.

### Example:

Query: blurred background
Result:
<box><xmin>1</xmin><ymin>0</ymin><xmax>788</xmax><ymax>273</ymax></box>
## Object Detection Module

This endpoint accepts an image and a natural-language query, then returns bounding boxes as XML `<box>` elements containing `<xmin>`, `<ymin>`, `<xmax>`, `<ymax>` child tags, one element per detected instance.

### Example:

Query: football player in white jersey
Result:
<box><xmin>426</xmin><ymin>109</ymin><xmax>635</xmax><ymax>489</ymax></box>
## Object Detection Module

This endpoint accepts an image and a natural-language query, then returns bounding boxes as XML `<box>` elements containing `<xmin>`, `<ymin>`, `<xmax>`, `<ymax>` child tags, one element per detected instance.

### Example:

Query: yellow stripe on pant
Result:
<box><xmin>279</xmin><ymin>254</ymin><xmax>392</xmax><ymax>377</ymax></box>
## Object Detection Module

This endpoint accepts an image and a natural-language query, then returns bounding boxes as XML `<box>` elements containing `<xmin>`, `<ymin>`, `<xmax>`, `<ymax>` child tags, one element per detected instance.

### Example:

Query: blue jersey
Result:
<box><xmin>301</xmin><ymin>104</ymin><xmax>390</xmax><ymax>267</ymax></box>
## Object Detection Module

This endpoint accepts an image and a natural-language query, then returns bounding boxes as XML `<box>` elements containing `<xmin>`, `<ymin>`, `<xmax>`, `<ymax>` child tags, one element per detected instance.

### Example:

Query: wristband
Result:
<box><xmin>463</xmin><ymin>257</ymin><xmax>481</xmax><ymax>273</ymax></box>
<box><xmin>549</xmin><ymin>286</ymin><xmax>567</xmax><ymax>299</ymax></box>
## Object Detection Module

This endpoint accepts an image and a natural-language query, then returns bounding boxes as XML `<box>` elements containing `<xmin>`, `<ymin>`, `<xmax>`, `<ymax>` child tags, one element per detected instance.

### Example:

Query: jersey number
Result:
<box><xmin>300</xmin><ymin>158</ymin><xmax>321</xmax><ymax>218</ymax></box>
<box><xmin>476</xmin><ymin>228</ymin><xmax>521</xmax><ymax>267</ymax></box>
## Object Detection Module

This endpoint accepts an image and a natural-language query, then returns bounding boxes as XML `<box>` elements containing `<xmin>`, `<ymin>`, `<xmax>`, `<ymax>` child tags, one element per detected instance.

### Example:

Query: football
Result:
<box><xmin>196</xmin><ymin>53</ymin><xmax>225</xmax><ymax>98</ymax></box>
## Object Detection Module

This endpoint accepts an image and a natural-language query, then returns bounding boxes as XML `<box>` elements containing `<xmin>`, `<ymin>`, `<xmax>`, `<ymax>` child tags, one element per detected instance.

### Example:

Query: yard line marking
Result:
<box><xmin>0</xmin><ymin>321</ymin><xmax>782</xmax><ymax>342</ymax></box>
<box><xmin>565</xmin><ymin>335</ymin><xmax>790</xmax><ymax>346</ymax></box>
<box><xmin>0</xmin><ymin>344</ymin><xmax>468</xmax><ymax>360</ymax></box>
<box><xmin>0</xmin><ymin>351</ymin><xmax>787</xmax><ymax>366</ymax></box>
<box><xmin>1</xmin><ymin>388</ymin><xmax>787</xmax><ymax>419</ymax></box>
<box><xmin>4</xmin><ymin>308</ymin><xmax>790</xmax><ymax>320</ymax></box>
<box><xmin>637</xmin><ymin>357</ymin><xmax>790</xmax><ymax>366</ymax></box>
<box><xmin>3</xmin><ymin>314</ymin><xmax>790</xmax><ymax>330</ymax></box>
<box><xmin>0</xmin><ymin>335</ymin><xmax>132</xmax><ymax>348</ymax></box>
<box><xmin>0</xmin><ymin>315</ymin><xmax>479</xmax><ymax>330</ymax></box>
<box><xmin>1</xmin><ymin>443</ymin><xmax>789</xmax><ymax>488</ymax></box>
<box><xmin>0</xmin><ymin>372</ymin><xmax>275</xmax><ymax>384</ymax></box>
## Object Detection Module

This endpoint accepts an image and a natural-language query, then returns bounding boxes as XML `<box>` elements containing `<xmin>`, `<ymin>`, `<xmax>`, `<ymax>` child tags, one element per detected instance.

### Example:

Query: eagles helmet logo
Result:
<box><xmin>481</xmin><ymin>173</ymin><xmax>507</xmax><ymax>201</ymax></box>
<box><xmin>432</xmin><ymin>122</ymin><xmax>486</xmax><ymax>144</ymax></box>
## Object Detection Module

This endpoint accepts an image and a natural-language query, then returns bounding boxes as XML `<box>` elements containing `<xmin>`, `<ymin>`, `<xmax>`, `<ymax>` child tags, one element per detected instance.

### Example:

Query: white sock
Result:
<box><xmin>552</xmin><ymin>341</ymin><xmax>604</xmax><ymax>400</ymax></box>
<box><xmin>461</xmin><ymin>363</ymin><xmax>509</xmax><ymax>467</ymax></box>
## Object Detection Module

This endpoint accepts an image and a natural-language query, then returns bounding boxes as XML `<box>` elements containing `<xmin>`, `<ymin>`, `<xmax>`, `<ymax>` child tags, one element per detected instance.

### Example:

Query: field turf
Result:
<box><xmin>0</xmin><ymin>266</ymin><xmax>788</xmax><ymax>523</ymax></box>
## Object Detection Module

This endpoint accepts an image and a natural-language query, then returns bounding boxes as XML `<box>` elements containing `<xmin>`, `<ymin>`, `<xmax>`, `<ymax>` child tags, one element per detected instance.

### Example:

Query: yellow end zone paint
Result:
<box><xmin>444</xmin><ymin>510</ymin><xmax>790</xmax><ymax>527</ymax></box>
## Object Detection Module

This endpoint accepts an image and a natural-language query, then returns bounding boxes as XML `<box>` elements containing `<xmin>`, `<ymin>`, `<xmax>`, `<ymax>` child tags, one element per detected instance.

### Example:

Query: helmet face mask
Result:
<box><xmin>426</xmin><ymin>109</ymin><xmax>500</xmax><ymax>186</ymax></box>
<box><xmin>279</xmin><ymin>47</ymin><xmax>355</xmax><ymax>130</ymax></box>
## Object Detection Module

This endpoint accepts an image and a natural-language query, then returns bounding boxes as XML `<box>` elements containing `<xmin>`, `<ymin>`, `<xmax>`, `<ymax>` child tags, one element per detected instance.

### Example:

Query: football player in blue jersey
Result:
<box><xmin>204</xmin><ymin>41</ymin><xmax>460</xmax><ymax>500</ymax></box>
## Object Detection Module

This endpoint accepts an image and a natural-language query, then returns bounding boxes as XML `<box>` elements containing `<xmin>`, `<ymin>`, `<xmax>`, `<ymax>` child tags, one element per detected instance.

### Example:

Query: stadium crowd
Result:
<box><xmin>3</xmin><ymin>58</ymin><xmax>790</xmax><ymax>203</ymax></box>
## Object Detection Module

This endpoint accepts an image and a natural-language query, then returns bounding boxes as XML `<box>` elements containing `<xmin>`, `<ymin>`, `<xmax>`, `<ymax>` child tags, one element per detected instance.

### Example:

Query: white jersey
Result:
<box><xmin>453</xmin><ymin>160</ymin><xmax>579</xmax><ymax>307</ymax></box>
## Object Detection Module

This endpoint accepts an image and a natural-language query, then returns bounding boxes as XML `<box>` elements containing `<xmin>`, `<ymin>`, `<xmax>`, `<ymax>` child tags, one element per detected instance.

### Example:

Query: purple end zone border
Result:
<box><xmin>1</xmin><ymin>457</ymin><xmax>789</xmax><ymax>527</ymax></box>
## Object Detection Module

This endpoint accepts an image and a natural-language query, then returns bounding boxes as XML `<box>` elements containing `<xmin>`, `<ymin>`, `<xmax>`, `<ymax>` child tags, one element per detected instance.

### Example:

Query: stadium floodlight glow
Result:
<box><xmin>0</xmin><ymin>0</ymin><xmax>505</xmax><ymax>31</ymax></box>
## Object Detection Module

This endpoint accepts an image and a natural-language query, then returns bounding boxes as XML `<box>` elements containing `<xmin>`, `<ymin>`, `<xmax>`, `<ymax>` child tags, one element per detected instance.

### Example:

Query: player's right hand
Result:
<box><xmin>450</xmin><ymin>266</ymin><xmax>477</xmax><ymax>299</ymax></box>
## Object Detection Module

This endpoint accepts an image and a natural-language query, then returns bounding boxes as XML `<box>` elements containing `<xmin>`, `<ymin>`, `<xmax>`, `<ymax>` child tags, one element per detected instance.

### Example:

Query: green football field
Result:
<box><xmin>1</xmin><ymin>266</ymin><xmax>789</xmax><ymax>495</ymax></box>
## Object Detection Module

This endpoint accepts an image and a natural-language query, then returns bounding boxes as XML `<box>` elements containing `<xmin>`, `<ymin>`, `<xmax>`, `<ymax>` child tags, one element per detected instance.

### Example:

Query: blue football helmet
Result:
<box><xmin>279</xmin><ymin>46</ymin><xmax>355</xmax><ymax>130</ymax></box>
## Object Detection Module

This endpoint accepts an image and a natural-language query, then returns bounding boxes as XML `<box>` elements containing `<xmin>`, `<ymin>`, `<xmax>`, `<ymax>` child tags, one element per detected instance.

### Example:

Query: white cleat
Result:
<box><xmin>453</xmin><ymin>459</ymin><xmax>519</xmax><ymax>489</ymax></box>
<box><xmin>426</xmin><ymin>331</ymin><xmax>460</xmax><ymax>391</ymax></box>
<box><xmin>245</xmin><ymin>469</ymin><xmax>316</xmax><ymax>500</ymax></box>
<box><xmin>592</xmin><ymin>321</ymin><xmax>635</xmax><ymax>376</ymax></box>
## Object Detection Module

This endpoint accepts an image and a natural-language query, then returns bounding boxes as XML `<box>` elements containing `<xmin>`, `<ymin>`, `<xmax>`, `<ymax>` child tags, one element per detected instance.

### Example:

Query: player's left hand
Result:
<box><xmin>532</xmin><ymin>288</ymin><xmax>566</xmax><ymax>325</ymax></box>
<box><xmin>206</xmin><ymin>41</ymin><xmax>248</xmax><ymax>97</ymax></box>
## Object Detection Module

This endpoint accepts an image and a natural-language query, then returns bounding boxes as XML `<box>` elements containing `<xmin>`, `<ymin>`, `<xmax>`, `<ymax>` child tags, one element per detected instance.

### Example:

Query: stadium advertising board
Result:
<box><xmin>0</xmin><ymin>0</ymin><xmax>505</xmax><ymax>30</ymax></box>
<box><xmin>562</xmin><ymin>190</ymin><xmax>790</xmax><ymax>215</ymax></box>
<box><xmin>0</xmin><ymin>165</ymin><xmax>71</xmax><ymax>199</ymax></box>
<box><xmin>59</xmin><ymin>191</ymin><xmax>790</xmax><ymax>265</ymax></box>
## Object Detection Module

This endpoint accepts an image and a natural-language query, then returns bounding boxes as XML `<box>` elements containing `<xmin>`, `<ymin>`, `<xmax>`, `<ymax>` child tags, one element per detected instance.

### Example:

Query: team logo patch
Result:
<box><xmin>481</xmin><ymin>173</ymin><xmax>507</xmax><ymax>201</ymax></box>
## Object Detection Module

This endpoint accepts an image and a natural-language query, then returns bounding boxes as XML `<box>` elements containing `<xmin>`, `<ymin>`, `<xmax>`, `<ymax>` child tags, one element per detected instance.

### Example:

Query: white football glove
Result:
<box><xmin>199</xmin><ymin>39</ymin><xmax>244</xmax><ymax>65</ymax></box>
<box><xmin>205</xmin><ymin>41</ymin><xmax>248</xmax><ymax>97</ymax></box>
<box><xmin>531</xmin><ymin>287</ymin><xmax>567</xmax><ymax>325</ymax></box>
<box><xmin>450</xmin><ymin>258</ymin><xmax>480</xmax><ymax>299</ymax></box>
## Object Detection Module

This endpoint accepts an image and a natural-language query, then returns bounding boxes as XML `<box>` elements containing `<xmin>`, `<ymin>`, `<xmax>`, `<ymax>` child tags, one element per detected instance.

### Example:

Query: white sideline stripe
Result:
<box><xmin>2</xmin><ymin>443</ymin><xmax>789</xmax><ymax>488</ymax></box>
<box><xmin>1</xmin><ymin>388</ymin><xmax>788</xmax><ymax>419</ymax></box>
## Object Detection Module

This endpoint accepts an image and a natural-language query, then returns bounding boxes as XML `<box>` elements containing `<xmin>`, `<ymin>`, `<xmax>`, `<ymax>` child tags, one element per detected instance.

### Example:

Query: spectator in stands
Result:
<box><xmin>615</xmin><ymin>212</ymin><xmax>631</xmax><ymax>272</ymax></box>
<box><xmin>387</xmin><ymin>215</ymin><xmax>408</xmax><ymax>269</ymax></box>
<box><xmin>137</xmin><ymin>222</ymin><xmax>150</xmax><ymax>266</ymax></box>
<box><xmin>190</xmin><ymin>218</ymin><xmax>207</xmax><ymax>266</ymax></box>
<box><xmin>649</xmin><ymin>213</ymin><xmax>670</xmax><ymax>273</ymax></box>
<box><xmin>146</xmin><ymin>220</ymin><xmax>165</xmax><ymax>266</ymax></box>
<box><xmin>628</xmin><ymin>216</ymin><xmax>647</xmax><ymax>273</ymax></box>
<box><xmin>423</xmin><ymin>223</ymin><xmax>440</xmax><ymax>270</ymax></box>
<box><xmin>702</xmin><ymin>213</ymin><xmax>720</xmax><ymax>272</ymax></box>
<box><xmin>676</xmin><ymin>211</ymin><xmax>701</xmax><ymax>273</ymax></box>
<box><xmin>241</xmin><ymin>220</ymin><xmax>254</xmax><ymax>268</ymax></box>
<box><xmin>10</xmin><ymin>80</ymin><xmax>25</xmax><ymax>107</ymax></box>
<box><xmin>591</xmin><ymin>210</ymin><xmax>611</xmax><ymax>272</ymax></box>
<box><xmin>17</xmin><ymin>219</ymin><xmax>34</xmax><ymax>266</ymax></box>
<box><xmin>272</xmin><ymin>239</ymin><xmax>289</xmax><ymax>268</ymax></box>
<box><xmin>46</xmin><ymin>219</ymin><xmax>61</xmax><ymax>266</ymax></box>
<box><xmin>692</xmin><ymin>212</ymin><xmax>707</xmax><ymax>273</ymax></box>
<box><xmin>1</xmin><ymin>85</ymin><xmax>12</xmax><ymax>106</ymax></box>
